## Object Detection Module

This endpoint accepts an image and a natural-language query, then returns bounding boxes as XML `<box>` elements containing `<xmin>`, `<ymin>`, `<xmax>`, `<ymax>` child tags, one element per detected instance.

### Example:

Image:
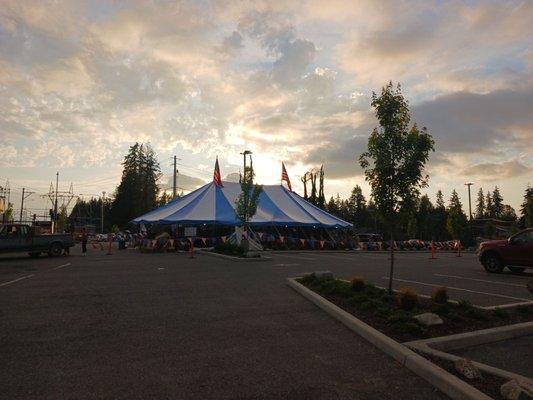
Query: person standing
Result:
<box><xmin>81</xmin><ymin>227</ymin><xmax>88</xmax><ymax>256</ymax></box>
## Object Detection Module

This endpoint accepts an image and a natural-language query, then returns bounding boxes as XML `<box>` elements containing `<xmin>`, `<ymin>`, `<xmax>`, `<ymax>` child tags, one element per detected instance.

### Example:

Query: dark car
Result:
<box><xmin>478</xmin><ymin>228</ymin><xmax>533</xmax><ymax>273</ymax></box>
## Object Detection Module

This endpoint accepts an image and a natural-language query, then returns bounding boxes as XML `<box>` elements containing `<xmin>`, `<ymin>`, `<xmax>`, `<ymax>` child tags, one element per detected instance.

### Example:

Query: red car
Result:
<box><xmin>478</xmin><ymin>228</ymin><xmax>533</xmax><ymax>273</ymax></box>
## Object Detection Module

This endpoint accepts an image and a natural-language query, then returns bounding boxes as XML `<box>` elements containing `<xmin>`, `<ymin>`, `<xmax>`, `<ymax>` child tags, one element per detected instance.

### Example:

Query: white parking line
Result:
<box><xmin>434</xmin><ymin>273</ymin><xmax>526</xmax><ymax>288</ymax></box>
<box><xmin>0</xmin><ymin>274</ymin><xmax>34</xmax><ymax>287</ymax></box>
<box><xmin>52</xmin><ymin>263</ymin><xmax>71</xmax><ymax>270</ymax></box>
<box><xmin>274</xmin><ymin>254</ymin><xmax>316</xmax><ymax>261</ymax></box>
<box><xmin>383</xmin><ymin>277</ymin><xmax>531</xmax><ymax>302</ymax></box>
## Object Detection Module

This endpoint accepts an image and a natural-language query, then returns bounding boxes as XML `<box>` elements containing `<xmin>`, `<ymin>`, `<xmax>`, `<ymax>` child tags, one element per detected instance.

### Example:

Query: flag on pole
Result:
<box><xmin>281</xmin><ymin>162</ymin><xmax>292</xmax><ymax>191</ymax></box>
<box><xmin>213</xmin><ymin>156</ymin><xmax>223</xmax><ymax>187</ymax></box>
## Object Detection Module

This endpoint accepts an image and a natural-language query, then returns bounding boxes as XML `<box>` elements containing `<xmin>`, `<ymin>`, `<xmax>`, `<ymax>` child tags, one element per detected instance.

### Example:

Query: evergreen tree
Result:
<box><xmin>346</xmin><ymin>185</ymin><xmax>367</xmax><ymax>227</ymax></box>
<box><xmin>417</xmin><ymin>194</ymin><xmax>434</xmax><ymax>239</ymax></box>
<box><xmin>520</xmin><ymin>186</ymin><xmax>533</xmax><ymax>228</ymax></box>
<box><xmin>446</xmin><ymin>189</ymin><xmax>468</xmax><ymax>241</ymax></box>
<box><xmin>436</xmin><ymin>190</ymin><xmax>445</xmax><ymax>209</ymax></box>
<box><xmin>485</xmin><ymin>192</ymin><xmax>493</xmax><ymax>218</ymax></box>
<box><xmin>475</xmin><ymin>188</ymin><xmax>485</xmax><ymax>219</ymax></box>
<box><xmin>448</xmin><ymin>189</ymin><xmax>463</xmax><ymax>213</ymax></box>
<box><xmin>111</xmin><ymin>143</ymin><xmax>161</xmax><ymax>228</ymax></box>
<box><xmin>433</xmin><ymin>190</ymin><xmax>448</xmax><ymax>240</ymax></box>
<box><xmin>158</xmin><ymin>192</ymin><xmax>172</xmax><ymax>206</ymax></box>
<box><xmin>327</xmin><ymin>196</ymin><xmax>338</xmax><ymax>215</ymax></box>
<box><xmin>491</xmin><ymin>186</ymin><xmax>503</xmax><ymax>218</ymax></box>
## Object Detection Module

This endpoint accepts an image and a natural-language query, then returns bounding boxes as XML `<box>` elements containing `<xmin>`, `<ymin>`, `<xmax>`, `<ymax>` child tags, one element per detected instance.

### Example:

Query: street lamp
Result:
<box><xmin>464</xmin><ymin>182</ymin><xmax>474</xmax><ymax>220</ymax></box>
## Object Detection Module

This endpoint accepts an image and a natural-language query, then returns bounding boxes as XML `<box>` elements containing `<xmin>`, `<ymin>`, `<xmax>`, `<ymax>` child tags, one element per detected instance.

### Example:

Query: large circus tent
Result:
<box><xmin>132</xmin><ymin>181</ymin><xmax>351</xmax><ymax>229</ymax></box>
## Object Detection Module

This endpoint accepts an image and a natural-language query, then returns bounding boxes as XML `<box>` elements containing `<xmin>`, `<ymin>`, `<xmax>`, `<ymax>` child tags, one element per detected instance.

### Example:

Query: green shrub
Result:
<box><xmin>387</xmin><ymin>311</ymin><xmax>411</xmax><ymax>324</ymax></box>
<box><xmin>431</xmin><ymin>303</ymin><xmax>451</xmax><ymax>316</ymax></box>
<box><xmin>457</xmin><ymin>299</ymin><xmax>473</xmax><ymax>310</ymax></box>
<box><xmin>359</xmin><ymin>299</ymin><xmax>382</xmax><ymax>311</ymax></box>
<box><xmin>299</xmin><ymin>273</ymin><xmax>318</xmax><ymax>285</ymax></box>
<box><xmin>464</xmin><ymin>307</ymin><xmax>489</xmax><ymax>320</ymax></box>
<box><xmin>492</xmin><ymin>308</ymin><xmax>509</xmax><ymax>319</ymax></box>
<box><xmin>431</xmin><ymin>287</ymin><xmax>449</xmax><ymax>304</ymax></box>
<box><xmin>376</xmin><ymin>305</ymin><xmax>393</xmax><ymax>318</ymax></box>
<box><xmin>397</xmin><ymin>288</ymin><xmax>418</xmax><ymax>311</ymax></box>
<box><xmin>447</xmin><ymin>311</ymin><xmax>463</xmax><ymax>322</ymax></box>
<box><xmin>214</xmin><ymin>242</ymin><xmax>246</xmax><ymax>257</ymax></box>
<box><xmin>347</xmin><ymin>294</ymin><xmax>369</xmax><ymax>306</ymax></box>
<box><xmin>350</xmin><ymin>276</ymin><xmax>366</xmax><ymax>292</ymax></box>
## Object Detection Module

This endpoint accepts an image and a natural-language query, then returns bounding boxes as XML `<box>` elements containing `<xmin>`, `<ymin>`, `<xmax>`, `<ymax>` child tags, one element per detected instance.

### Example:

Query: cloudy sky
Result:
<box><xmin>1</xmin><ymin>0</ymin><xmax>532</xmax><ymax>217</ymax></box>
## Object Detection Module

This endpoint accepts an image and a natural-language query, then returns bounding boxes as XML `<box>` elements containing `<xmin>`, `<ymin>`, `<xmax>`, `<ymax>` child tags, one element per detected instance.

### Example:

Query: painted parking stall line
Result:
<box><xmin>274</xmin><ymin>254</ymin><xmax>316</xmax><ymax>261</ymax></box>
<box><xmin>434</xmin><ymin>273</ymin><xmax>527</xmax><ymax>288</ymax></box>
<box><xmin>0</xmin><ymin>274</ymin><xmax>34</xmax><ymax>287</ymax></box>
<box><xmin>383</xmin><ymin>277</ymin><xmax>531</xmax><ymax>302</ymax></box>
<box><xmin>52</xmin><ymin>263</ymin><xmax>71</xmax><ymax>270</ymax></box>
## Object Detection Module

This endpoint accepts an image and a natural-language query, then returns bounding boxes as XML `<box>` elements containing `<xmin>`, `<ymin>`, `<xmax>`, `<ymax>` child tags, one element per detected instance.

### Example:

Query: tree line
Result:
<box><xmin>322</xmin><ymin>185</ymin><xmax>532</xmax><ymax>242</ymax></box>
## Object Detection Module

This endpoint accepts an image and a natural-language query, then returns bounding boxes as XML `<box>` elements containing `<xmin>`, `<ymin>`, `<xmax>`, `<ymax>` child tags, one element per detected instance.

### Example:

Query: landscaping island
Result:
<box><xmin>297</xmin><ymin>273</ymin><xmax>533</xmax><ymax>400</ymax></box>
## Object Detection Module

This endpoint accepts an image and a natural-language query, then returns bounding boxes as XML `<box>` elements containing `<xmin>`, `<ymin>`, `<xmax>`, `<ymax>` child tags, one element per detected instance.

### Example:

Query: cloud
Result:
<box><xmin>412</xmin><ymin>88</ymin><xmax>533</xmax><ymax>154</ymax></box>
<box><xmin>166</xmin><ymin>173</ymin><xmax>205</xmax><ymax>192</ymax></box>
<box><xmin>461</xmin><ymin>161</ymin><xmax>532</xmax><ymax>180</ymax></box>
<box><xmin>1</xmin><ymin>0</ymin><xmax>532</xmax><ymax>211</ymax></box>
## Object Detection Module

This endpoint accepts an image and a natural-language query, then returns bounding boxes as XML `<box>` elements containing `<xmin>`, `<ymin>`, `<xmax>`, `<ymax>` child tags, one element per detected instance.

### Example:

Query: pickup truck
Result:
<box><xmin>0</xmin><ymin>223</ymin><xmax>75</xmax><ymax>257</ymax></box>
<box><xmin>478</xmin><ymin>228</ymin><xmax>533</xmax><ymax>273</ymax></box>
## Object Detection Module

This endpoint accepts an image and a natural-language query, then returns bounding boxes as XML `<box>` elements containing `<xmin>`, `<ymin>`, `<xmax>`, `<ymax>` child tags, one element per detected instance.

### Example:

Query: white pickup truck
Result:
<box><xmin>0</xmin><ymin>223</ymin><xmax>75</xmax><ymax>257</ymax></box>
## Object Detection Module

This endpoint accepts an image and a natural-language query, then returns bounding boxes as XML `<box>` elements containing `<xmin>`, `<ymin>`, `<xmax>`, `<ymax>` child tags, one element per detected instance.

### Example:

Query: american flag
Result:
<box><xmin>213</xmin><ymin>157</ymin><xmax>223</xmax><ymax>187</ymax></box>
<box><xmin>281</xmin><ymin>162</ymin><xmax>292</xmax><ymax>191</ymax></box>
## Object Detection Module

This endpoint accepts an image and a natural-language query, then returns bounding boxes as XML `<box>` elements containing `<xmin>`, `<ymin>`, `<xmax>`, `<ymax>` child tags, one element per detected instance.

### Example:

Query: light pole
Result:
<box><xmin>239</xmin><ymin>150</ymin><xmax>252</xmax><ymax>247</ymax></box>
<box><xmin>101</xmin><ymin>191</ymin><xmax>106</xmax><ymax>233</ymax></box>
<box><xmin>465</xmin><ymin>182</ymin><xmax>474</xmax><ymax>220</ymax></box>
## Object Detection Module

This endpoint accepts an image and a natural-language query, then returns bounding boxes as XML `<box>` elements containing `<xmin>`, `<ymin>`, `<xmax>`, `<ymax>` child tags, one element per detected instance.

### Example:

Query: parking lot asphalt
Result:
<box><xmin>450</xmin><ymin>335</ymin><xmax>533</xmax><ymax>378</ymax></box>
<box><xmin>267</xmin><ymin>251</ymin><xmax>533</xmax><ymax>307</ymax></box>
<box><xmin>0</xmin><ymin>247</ymin><xmax>446</xmax><ymax>400</ymax></box>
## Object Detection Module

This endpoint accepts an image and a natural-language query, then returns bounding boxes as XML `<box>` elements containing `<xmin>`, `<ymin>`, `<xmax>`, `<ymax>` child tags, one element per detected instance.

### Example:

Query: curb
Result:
<box><xmin>287</xmin><ymin>277</ymin><xmax>492</xmax><ymax>400</ymax></box>
<box><xmin>197</xmin><ymin>250</ymin><xmax>272</xmax><ymax>262</ymax></box>
<box><xmin>405</xmin><ymin>323</ymin><xmax>533</xmax><ymax>384</ymax></box>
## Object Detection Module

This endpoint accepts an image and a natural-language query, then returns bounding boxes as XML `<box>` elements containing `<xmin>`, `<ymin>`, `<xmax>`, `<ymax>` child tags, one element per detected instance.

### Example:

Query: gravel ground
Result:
<box><xmin>0</xmin><ymin>247</ymin><xmax>447</xmax><ymax>399</ymax></box>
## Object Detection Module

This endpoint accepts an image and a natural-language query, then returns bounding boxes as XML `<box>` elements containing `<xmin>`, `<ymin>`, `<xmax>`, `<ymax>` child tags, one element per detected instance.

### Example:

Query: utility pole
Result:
<box><xmin>465</xmin><ymin>182</ymin><xmax>474</xmax><ymax>220</ymax></box>
<box><xmin>53</xmin><ymin>172</ymin><xmax>59</xmax><ymax>233</ymax></box>
<box><xmin>101</xmin><ymin>191</ymin><xmax>106</xmax><ymax>233</ymax></box>
<box><xmin>19</xmin><ymin>188</ymin><xmax>34</xmax><ymax>223</ymax></box>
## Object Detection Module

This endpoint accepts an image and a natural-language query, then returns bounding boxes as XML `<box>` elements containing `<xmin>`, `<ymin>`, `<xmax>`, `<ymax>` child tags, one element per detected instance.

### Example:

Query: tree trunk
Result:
<box><xmin>388</xmin><ymin>225</ymin><xmax>395</xmax><ymax>294</ymax></box>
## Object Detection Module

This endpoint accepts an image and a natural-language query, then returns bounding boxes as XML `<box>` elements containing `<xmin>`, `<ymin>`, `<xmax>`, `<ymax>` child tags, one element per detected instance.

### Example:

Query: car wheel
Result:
<box><xmin>48</xmin><ymin>243</ymin><xmax>63</xmax><ymax>257</ymax></box>
<box><xmin>29</xmin><ymin>252</ymin><xmax>40</xmax><ymax>258</ymax></box>
<box><xmin>483</xmin><ymin>253</ymin><xmax>504</xmax><ymax>273</ymax></box>
<box><xmin>508</xmin><ymin>267</ymin><xmax>526</xmax><ymax>274</ymax></box>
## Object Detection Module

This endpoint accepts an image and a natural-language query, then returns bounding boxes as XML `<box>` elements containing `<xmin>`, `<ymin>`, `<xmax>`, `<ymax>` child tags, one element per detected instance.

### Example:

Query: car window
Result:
<box><xmin>0</xmin><ymin>226</ymin><xmax>6</xmax><ymax>236</ymax></box>
<box><xmin>514</xmin><ymin>231</ymin><xmax>533</xmax><ymax>244</ymax></box>
<box><xmin>20</xmin><ymin>226</ymin><xmax>28</xmax><ymax>236</ymax></box>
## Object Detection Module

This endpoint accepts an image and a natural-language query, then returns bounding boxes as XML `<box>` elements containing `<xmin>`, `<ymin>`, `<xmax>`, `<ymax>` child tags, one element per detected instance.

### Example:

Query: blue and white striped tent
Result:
<box><xmin>132</xmin><ymin>181</ymin><xmax>351</xmax><ymax>228</ymax></box>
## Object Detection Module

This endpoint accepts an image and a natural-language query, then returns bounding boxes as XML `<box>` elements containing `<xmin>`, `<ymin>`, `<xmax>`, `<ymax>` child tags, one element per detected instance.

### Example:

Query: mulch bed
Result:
<box><xmin>298</xmin><ymin>275</ymin><xmax>533</xmax><ymax>343</ymax></box>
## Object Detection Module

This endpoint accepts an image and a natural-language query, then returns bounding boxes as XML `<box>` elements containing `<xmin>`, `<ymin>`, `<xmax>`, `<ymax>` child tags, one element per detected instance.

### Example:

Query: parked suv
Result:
<box><xmin>478</xmin><ymin>228</ymin><xmax>533</xmax><ymax>273</ymax></box>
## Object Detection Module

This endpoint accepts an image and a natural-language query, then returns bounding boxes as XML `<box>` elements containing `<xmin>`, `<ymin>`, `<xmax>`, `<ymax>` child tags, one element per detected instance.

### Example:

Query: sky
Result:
<box><xmin>1</xmin><ymin>0</ymin><xmax>532</xmax><ymax>219</ymax></box>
